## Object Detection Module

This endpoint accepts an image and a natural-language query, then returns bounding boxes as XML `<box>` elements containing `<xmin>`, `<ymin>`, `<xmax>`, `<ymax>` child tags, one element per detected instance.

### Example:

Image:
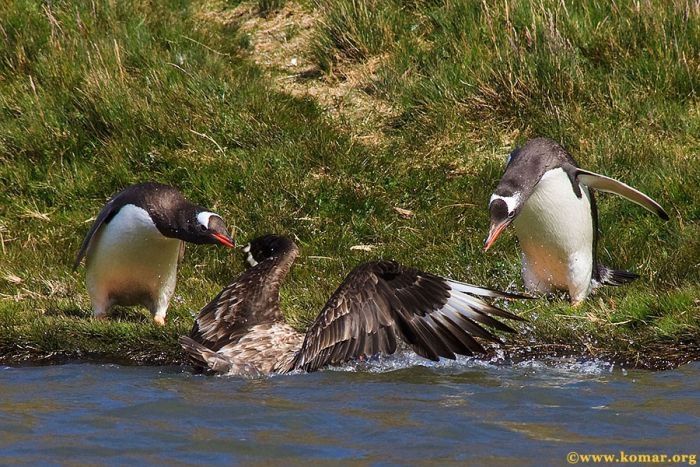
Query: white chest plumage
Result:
<box><xmin>85</xmin><ymin>204</ymin><xmax>182</xmax><ymax>321</ymax></box>
<box><xmin>512</xmin><ymin>168</ymin><xmax>594</xmax><ymax>301</ymax></box>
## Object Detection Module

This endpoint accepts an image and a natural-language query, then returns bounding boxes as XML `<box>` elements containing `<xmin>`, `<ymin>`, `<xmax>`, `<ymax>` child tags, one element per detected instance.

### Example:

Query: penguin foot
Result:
<box><xmin>153</xmin><ymin>315</ymin><xmax>166</xmax><ymax>326</ymax></box>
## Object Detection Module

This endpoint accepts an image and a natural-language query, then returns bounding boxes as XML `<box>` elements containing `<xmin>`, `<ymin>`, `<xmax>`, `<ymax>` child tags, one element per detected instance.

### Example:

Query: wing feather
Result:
<box><xmin>441</xmin><ymin>303</ymin><xmax>499</xmax><ymax>343</ymax></box>
<box><xmin>288</xmin><ymin>261</ymin><xmax>525</xmax><ymax>372</ymax></box>
<box><xmin>435</xmin><ymin>313</ymin><xmax>486</xmax><ymax>354</ymax></box>
<box><xmin>447</xmin><ymin>280</ymin><xmax>531</xmax><ymax>301</ymax></box>
<box><xmin>447</xmin><ymin>294</ymin><xmax>517</xmax><ymax>334</ymax></box>
<box><xmin>428</xmin><ymin>313</ymin><xmax>478</xmax><ymax>356</ymax></box>
<box><xmin>73</xmin><ymin>196</ymin><xmax>122</xmax><ymax>270</ymax></box>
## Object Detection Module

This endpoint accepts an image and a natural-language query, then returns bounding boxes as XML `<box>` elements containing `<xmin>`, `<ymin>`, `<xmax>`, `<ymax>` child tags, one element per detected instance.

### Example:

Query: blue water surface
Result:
<box><xmin>1</xmin><ymin>356</ymin><xmax>698</xmax><ymax>465</ymax></box>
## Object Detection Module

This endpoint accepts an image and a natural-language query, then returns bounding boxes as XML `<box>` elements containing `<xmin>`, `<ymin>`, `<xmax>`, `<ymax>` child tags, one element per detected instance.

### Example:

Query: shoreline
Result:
<box><xmin>1</xmin><ymin>323</ymin><xmax>697</xmax><ymax>371</ymax></box>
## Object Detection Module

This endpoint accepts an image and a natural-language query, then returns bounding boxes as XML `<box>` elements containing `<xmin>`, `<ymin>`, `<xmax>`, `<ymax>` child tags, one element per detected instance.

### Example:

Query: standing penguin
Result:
<box><xmin>484</xmin><ymin>137</ymin><xmax>669</xmax><ymax>305</ymax></box>
<box><xmin>74</xmin><ymin>182</ymin><xmax>235</xmax><ymax>325</ymax></box>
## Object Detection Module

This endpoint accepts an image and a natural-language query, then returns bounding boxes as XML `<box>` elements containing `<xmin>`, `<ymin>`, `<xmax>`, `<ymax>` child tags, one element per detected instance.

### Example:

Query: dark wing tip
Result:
<box><xmin>485</xmin><ymin>296</ymin><xmax>530</xmax><ymax>323</ymax></box>
<box><xmin>494</xmin><ymin>290</ymin><xmax>536</xmax><ymax>301</ymax></box>
<box><xmin>446</xmin><ymin>280</ymin><xmax>533</xmax><ymax>301</ymax></box>
<box><xmin>500</xmin><ymin>310</ymin><xmax>529</xmax><ymax>323</ymax></box>
<box><xmin>657</xmin><ymin>207</ymin><xmax>670</xmax><ymax>221</ymax></box>
<box><xmin>497</xmin><ymin>301</ymin><xmax>529</xmax><ymax>322</ymax></box>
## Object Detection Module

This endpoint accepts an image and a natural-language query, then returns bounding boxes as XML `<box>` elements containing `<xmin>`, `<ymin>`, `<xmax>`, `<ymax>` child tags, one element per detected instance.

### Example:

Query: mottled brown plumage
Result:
<box><xmin>180</xmin><ymin>235</ymin><xmax>527</xmax><ymax>375</ymax></box>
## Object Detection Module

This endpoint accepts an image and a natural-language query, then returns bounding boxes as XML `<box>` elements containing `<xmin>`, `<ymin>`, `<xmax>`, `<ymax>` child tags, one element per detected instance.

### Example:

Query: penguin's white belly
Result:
<box><xmin>85</xmin><ymin>205</ymin><xmax>181</xmax><ymax>314</ymax></box>
<box><xmin>513</xmin><ymin>168</ymin><xmax>593</xmax><ymax>297</ymax></box>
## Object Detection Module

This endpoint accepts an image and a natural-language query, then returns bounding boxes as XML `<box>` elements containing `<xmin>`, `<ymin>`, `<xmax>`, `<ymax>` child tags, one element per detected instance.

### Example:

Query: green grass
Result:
<box><xmin>256</xmin><ymin>0</ymin><xmax>287</xmax><ymax>17</ymax></box>
<box><xmin>0</xmin><ymin>0</ymin><xmax>698</xmax><ymax>368</ymax></box>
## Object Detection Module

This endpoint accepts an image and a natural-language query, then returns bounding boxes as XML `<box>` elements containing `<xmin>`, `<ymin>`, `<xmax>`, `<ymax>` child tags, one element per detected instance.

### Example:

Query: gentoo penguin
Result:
<box><xmin>179</xmin><ymin>234</ymin><xmax>528</xmax><ymax>375</ymax></box>
<box><xmin>484</xmin><ymin>137</ymin><xmax>669</xmax><ymax>305</ymax></box>
<box><xmin>74</xmin><ymin>182</ymin><xmax>235</xmax><ymax>325</ymax></box>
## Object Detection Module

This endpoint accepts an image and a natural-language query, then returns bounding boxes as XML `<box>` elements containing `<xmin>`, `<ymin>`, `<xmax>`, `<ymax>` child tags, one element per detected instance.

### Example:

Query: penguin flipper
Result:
<box><xmin>73</xmin><ymin>196</ymin><xmax>123</xmax><ymax>270</ymax></box>
<box><xmin>575</xmin><ymin>169</ymin><xmax>669</xmax><ymax>220</ymax></box>
<box><xmin>595</xmin><ymin>264</ymin><xmax>639</xmax><ymax>287</ymax></box>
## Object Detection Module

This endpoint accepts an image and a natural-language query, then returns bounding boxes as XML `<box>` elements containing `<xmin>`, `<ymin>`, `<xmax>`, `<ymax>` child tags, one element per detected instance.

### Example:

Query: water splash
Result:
<box><xmin>321</xmin><ymin>351</ymin><xmax>616</xmax><ymax>378</ymax></box>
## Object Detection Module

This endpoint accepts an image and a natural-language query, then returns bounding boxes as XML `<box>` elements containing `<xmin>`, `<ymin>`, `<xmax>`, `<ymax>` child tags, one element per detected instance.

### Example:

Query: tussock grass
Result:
<box><xmin>312</xmin><ymin>0</ymin><xmax>410</xmax><ymax>71</ymax></box>
<box><xmin>257</xmin><ymin>0</ymin><xmax>288</xmax><ymax>17</ymax></box>
<box><xmin>0</xmin><ymin>0</ymin><xmax>698</xmax><ymax>368</ymax></box>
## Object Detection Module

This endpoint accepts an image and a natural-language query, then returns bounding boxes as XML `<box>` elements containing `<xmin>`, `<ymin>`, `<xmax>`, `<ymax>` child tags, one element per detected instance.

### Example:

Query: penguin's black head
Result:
<box><xmin>484</xmin><ymin>146</ymin><xmax>526</xmax><ymax>251</ymax></box>
<box><xmin>485</xmin><ymin>197</ymin><xmax>516</xmax><ymax>251</ymax></box>
<box><xmin>113</xmin><ymin>183</ymin><xmax>235</xmax><ymax>248</ymax></box>
<box><xmin>170</xmin><ymin>208</ymin><xmax>235</xmax><ymax>247</ymax></box>
<box><xmin>242</xmin><ymin>234</ymin><xmax>297</xmax><ymax>267</ymax></box>
<box><xmin>485</xmin><ymin>138</ymin><xmax>578</xmax><ymax>251</ymax></box>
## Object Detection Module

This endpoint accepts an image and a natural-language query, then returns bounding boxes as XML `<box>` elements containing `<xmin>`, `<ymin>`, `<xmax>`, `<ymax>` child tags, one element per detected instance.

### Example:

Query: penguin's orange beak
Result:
<box><xmin>484</xmin><ymin>219</ymin><xmax>511</xmax><ymax>252</ymax></box>
<box><xmin>213</xmin><ymin>233</ymin><xmax>235</xmax><ymax>248</ymax></box>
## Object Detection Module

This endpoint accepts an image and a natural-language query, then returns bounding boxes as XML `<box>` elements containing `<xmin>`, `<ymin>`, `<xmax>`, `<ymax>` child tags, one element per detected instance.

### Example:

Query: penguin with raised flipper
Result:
<box><xmin>484</xmin><ymin>137</ymin><xmax>669</xmax><ymax>305</ymax></box>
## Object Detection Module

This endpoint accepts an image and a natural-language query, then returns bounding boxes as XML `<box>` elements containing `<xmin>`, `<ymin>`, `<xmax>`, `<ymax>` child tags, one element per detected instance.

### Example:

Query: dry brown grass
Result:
<box><xmin>198</xmin><ymin>1</ymin><xmax>396</xmax><ymax>147</ymax></box>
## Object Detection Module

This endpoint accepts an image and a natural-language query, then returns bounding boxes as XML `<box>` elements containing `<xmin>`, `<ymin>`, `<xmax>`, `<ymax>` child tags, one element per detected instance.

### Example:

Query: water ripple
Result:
<box><xmin>0</xmin><ymin>361</ymin><xmax>697</xmax><ymax>464</ymax></box>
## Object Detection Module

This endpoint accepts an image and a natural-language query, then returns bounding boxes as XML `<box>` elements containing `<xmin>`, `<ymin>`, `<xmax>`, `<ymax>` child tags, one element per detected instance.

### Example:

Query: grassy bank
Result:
<box><xmin>0</xmin><ymin>0</ymin><xmax>698</xmax><ymax>369</ymax></box>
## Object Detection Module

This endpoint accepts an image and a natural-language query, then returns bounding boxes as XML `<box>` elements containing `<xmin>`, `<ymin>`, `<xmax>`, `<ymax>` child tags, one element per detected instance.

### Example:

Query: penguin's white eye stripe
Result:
<box><xmin>489</xmin><ymin>194</ymin><xmax>520</xmax><ymax>214</ymax></box>
<box><xmin>197</xmin><ymin>211</ymin><xmax>217</xmax><ymax>228</ymax></box>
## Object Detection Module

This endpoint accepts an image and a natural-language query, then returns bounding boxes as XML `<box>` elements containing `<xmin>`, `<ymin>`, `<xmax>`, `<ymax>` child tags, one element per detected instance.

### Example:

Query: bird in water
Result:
<box><xmin>484</xmin><ymin>137</ymin><xmax>669</xmax><ymax>305</ymax></box>
<box><xmin>179</xmin><ymin>234</ymin><xmax>528</xmax><ymax>376</ymax></box>
<box><xmin>74</xmin><ymin>182</ymin><xmax>235</xmax><ymax>325</ymax></box>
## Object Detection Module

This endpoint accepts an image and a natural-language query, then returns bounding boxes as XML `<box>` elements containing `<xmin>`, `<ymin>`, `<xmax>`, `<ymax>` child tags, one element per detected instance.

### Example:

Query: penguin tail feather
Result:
<box><xmin>595</xmin><ymin>264</ymin><xmax>639</xmax><ymax>287</ymax></box>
